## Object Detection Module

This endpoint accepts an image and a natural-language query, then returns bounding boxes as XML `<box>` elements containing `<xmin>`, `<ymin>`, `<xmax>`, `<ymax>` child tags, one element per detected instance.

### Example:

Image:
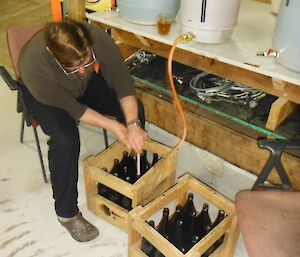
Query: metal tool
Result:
<box><xmin>125</xmin><ymin>50</ymin><xmax>156</xmax><ymax>72</ymax></box>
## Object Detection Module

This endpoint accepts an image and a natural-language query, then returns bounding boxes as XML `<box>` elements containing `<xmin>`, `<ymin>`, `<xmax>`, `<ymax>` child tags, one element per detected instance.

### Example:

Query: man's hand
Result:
<box><xmin>110</xmin><ymin>119</ymin><xmax>131</xmax><ymax>149</ymax></box>
<box><xmin>127</xmin><ymin>124</ymin><xmax>147</xmax><ymax>154</ymax></box>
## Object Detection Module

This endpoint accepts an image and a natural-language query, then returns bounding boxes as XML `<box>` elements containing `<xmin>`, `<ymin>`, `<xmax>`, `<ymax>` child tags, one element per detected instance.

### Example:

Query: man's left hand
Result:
<box><xmin>127</xmin><ymin>124</ymin><xmax>147</xmax><ymax>154</ymax></box>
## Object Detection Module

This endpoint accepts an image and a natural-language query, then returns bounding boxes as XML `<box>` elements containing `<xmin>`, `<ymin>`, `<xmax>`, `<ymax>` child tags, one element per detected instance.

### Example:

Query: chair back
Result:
<box><xmin>7</xmin><ymin>24</ymin><xmax>44</xmax><ymax>78</ymax></box>
<box><xmin>235</xmin><ymin>139</ymin><xmax>300</xmax><ymax>257</ymax></box>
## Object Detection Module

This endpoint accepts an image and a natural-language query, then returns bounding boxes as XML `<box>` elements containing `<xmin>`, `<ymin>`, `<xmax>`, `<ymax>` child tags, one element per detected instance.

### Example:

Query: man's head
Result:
<box><xmin>44</xmin><ymin>21</ymin><xmax>95</xmax><ymax>75</ymax></box>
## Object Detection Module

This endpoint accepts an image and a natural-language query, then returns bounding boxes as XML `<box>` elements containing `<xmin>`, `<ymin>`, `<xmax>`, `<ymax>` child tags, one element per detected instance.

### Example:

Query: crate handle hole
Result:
<box><xmin>101</xmin><ymin>204</ymin><xmax>111</xmax><ymax>216</ymax></box>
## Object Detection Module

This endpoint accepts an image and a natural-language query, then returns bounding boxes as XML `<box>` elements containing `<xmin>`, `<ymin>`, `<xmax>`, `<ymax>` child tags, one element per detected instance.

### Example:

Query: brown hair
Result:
<box><xmin>44</xmin><ymin>21</ymin><xmax>93</xmax><ymax>67</ymax></box>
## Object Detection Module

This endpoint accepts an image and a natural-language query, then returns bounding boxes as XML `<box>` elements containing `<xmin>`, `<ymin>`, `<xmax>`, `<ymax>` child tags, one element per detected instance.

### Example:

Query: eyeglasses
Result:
<box><xmin>55</xmin><ymin>48</ymin><xmax>96</xmax><ymax>75</ymax></box>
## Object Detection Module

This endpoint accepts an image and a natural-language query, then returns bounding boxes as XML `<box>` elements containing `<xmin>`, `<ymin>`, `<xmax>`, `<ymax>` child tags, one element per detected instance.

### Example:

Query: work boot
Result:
<box><xmin>58</xmin><ymin>212</ymin><xmax>99</xmax><ymax>242</ymax></box>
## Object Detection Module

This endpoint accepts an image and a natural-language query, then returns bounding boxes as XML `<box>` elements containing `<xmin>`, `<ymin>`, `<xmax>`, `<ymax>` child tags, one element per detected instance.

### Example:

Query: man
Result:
<box><xmin>18</xmin><ymin>21</ymin><xmax>147</xmax><ymax>242</ymax></box>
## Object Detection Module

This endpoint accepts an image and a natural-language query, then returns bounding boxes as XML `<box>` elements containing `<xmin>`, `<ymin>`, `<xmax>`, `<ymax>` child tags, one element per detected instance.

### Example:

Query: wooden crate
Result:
<box><xmin>83</xmin><ymin>138</ymin><xmax>177</xmax><ymax>232</ymax></box>
<box><xmin>128</xmin><ymin>174</ymin><xmax>240</xmax><ymax>257</ymax></box>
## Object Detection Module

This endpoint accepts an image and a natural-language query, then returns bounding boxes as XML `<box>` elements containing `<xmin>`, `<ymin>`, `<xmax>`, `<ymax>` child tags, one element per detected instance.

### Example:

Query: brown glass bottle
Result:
<box><xmin>194</xmin><ymin>203</ymin><xmax>212</xmax><ymax>240</ymax></box>
<box><xmin>169</xmin><ymin>204</ymin><xmax>183</xmax><ymax>243</ymax></box>
<box><xmin>173</xmin><ymin>220</ymin><xmax>187</xmax><ymax>254</ymax></box>
<box><xmin>140</xmin><ymin>150</ymin><xmax>151</xmax><ymax>175</ymax></box>
<box><xmin>109</xmin><ymin>159</ymin><xmax>122</xmax><ymax>204</ymax></box>
<box><xmin>182</xmin><ymin>193</ymin><xmax>197</xmax><ymax>217</ymax></box>
<box><xmin>141</xmin><ymin>220</ymin><xmax>156</xmax><ymax>256</ymax></box>
<box><xmin>154</xmin><ymin>250</ymin><xmax>164</xmax><ymax>257</ymax></box>
<box><xmin>97</xmin><ymin>167</ymin><xmax>110</xmax><ymax>198</ymax></box>
<box><xmin>157</xmin><ymin>207</ymin><xmax>170</xmax><ymax>240</ymax></box>
<box><xmin>201</xmin><ymin>225</ymin><xmax>213</xmax><ymax>257</ymax></box>
<box><xmin>211</xmin><ymin>210</ymin><xmax>226</xmax><ymax>251</ymax></box>
<box><xmin>119</xmin><ymin>151</ymin><xmax>129</xmax><ymax>177</ymax></box>
<box><xmin>181</xmin><ymin>193</ymin><xmax>197</xmax><ymax>247</ymax></box>
<box><xmin>111</xmin><ymin>158</ymin><xmax>121</xmax><ymax>177</ymax></box>
<box><xmin>202</xmin><ymin>210</ymin><xmax>226</xmax><ymax>256</ymax></box>
<box><xmin>120</xmin><ymin>168</ymin><xmax>132</xmax><ymax>210</ymax></box>
<box><xmin>151</xmin><ymin>153</ymin><xmax>159</xmax><ymax>167</ymax></box>
<box><xmin>184</xmin><ymin>210</ymin><xmax>197</xmax><ymax>251</ymax></box>
<box><xmin>127</xmin><ymin>154</ymin><xmax>137</xmax><ymax>183</ymax></box>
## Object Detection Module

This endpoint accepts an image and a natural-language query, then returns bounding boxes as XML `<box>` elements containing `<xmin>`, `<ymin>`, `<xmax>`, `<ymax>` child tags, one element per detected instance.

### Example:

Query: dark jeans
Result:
<box><xmin>23</xmin><ymin>72</ymin><xmax>145</xmax><ymax>218</ymax></box>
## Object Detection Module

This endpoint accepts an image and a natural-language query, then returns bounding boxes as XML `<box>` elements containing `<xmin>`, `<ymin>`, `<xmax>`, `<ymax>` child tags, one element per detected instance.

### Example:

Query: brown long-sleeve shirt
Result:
<box><xmin>18</xmin><ymin>23</ymin><xmax>135</xmax><ymax>120</ymax></box>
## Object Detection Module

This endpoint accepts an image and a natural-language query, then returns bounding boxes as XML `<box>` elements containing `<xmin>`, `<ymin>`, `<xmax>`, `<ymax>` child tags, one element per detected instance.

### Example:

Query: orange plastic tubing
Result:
<box><xmin>167</xmin><ymin>35</ymin><xmax>187</xmax><ymax>150</ymax></box>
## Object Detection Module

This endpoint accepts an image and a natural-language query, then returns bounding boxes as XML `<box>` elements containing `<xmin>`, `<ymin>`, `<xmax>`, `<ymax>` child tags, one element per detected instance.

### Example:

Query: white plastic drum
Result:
<box><xmin>117</xmin><ymin>0</ymin><xmax>180</xmax><ymax>25</ymax></box>
<box><xmin>273</xmin><ymin>0</ymin><xmax>300</xmax><ymax>73</ymax></box>
<box><xmin>180</xmin><ymin>0</ymin><xmax>241</xmax><ymax>43</ymax></box>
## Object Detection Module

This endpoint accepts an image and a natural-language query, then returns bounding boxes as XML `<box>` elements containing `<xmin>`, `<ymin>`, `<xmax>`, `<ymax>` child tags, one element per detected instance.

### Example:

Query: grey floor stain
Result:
<box><xmin>0</xmin><ymin>199</ymin><xmax>10</xmax><ymax>205</ymax></box>
<box><xmin>7</xmin><ymin>240</ymin><xmax>37</xmax><ymax>257</ymax></box>
<box><xmin>0</xmin><ymin>230</ymin><xmax>31</xmax><ymax>249</ymax></box>
<box><xmin>1</xmin><ymin>178</ymin><xmax>10</xmax><ymax>182</ymax></box>
<box><xmin>90</xmin><ymin>241</ymin><xmax>117</xmax><ymax>248</ymax></box>
<box><xmin>53</xmin><ymin>252</ymin><xmax>69</xmax><ymax>257</ymax></box>
<box><xmin>27</xmin><ymin>248</ymin><xmax>45</xmax><ymax>257</ymax></box>
<box><xmin>4</xmin><ymin>222</ymin><xmax>27</xmax><ymax>233</ymax></box>
<box><xmin>98</xmin><ymin>253</ymin><xmax>124</xmax><ymax>257</ymax></box>
<box><xmin>2</xmin><ymin>208</ymin><xmax>18</xmax><ymax>213</ymax></box>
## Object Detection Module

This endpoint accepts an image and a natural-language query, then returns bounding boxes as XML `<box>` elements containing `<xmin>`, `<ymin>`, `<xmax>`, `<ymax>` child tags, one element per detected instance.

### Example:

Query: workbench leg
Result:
<box><xmin>266</xmin><ymin>98</ymin><xmax>296</xmax><ymax>131</ymax></box>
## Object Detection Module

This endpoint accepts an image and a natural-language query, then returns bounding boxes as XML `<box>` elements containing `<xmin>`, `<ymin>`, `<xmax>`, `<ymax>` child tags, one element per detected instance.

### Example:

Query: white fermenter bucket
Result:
<box><xmin>180</xmin><ymin>0</ymin><xmax>241</xmax><ymax>43</ymax></box>
<box><xmin>272</xmin><ymin>0</ymin><xmax>300</xmax><ymax>73</ymax></box>
<box><xmin>117</xmin><ymin>0</ymin><xmax>180</xmax><ymax>25</ymax></box>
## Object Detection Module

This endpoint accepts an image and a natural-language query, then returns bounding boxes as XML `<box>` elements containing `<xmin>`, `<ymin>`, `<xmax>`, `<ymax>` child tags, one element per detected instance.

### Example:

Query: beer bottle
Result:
<box><xmin>123</xmin><ymin>166</ymin><xmax>132</xmax><ymax>183</ymax></box>
<box><xmin>184</xmin><ymin>210</ymin><xmax>197</xmax><ymax>250</ymax></box>
<box><xmin>109</xmin><ymin>159</ymin><xmax>122</xmax><ymax>204</ymax></box>
<box><xmin>195</xmin><ymin>203</ymin><xmax>212</xmax><ymax>239</ymax></box>
<box><xmin>108</xmin><ymin>189</ymin><xmax>120</xmax><ymax>205</ymax></box>
<box><xmin>127</xmin><ymin>154</ymin><xmax>137</xmax><ymax>183</ymax></box>
<box><xmin>119</xmin><ymin>151</ymin><xmax>127</xmax><ymax>167</ymax></box>
<box><xmin>119</xmin><ymin>151</ymin><xmax>129</xmax><ymax>177</ymax></box>
<box><xmin>141</xmin><ymin>220</ymin><xmax>156</xmax><ymax>256</ymax></box>
<box><xmin>154</xmin><ymin>210</ymin><xmax>167</xmax><ymax>257</ymax></box>
<box><xmin>140</xmin><ymin>150</ymin><xmax>151</xmax><ymax>175</ymax></box>
<box><xmin>173</xmin><ymin>220</ymin><xmax>187</xmax><ymax>254</ymax></box>
<box><xmin>157</xmin><ymin>208</ymin><xmax>170</xmax><ymax>240</ymax></box>
<box><xmin>182</xmin><ymin>193</ymin><xmax>197</xmax><ymax>217</ymax></box>
<box><xmin>211</xmin><ymin>210</ymin><xmax>225</xmax><ymax>228</ymax></box>
<box><xmin>212</xmin><ymin>210</ymin><xmax>226</xmax><ymax>251</ymax></box>
<box><xmin>120</xmin><ymin>182</ymin><xmax>132</xmax><ymax>211</ymax></box>
<box><xmin>111</xmin><ymin>159</ymin><xmax>121</xmax><ymax>177</ymax></box>
<box><xmin>154</xmin><ymin>250</ymin><xmax>164</xmax><ymax>257</ymax></box>
<box><xmin>202</xmin><ymin>210</ymin><xmax>226</xmax><ymax>256</ymax></box>
<box><xmin>169</xmin><ymin>205</ymin><xmax>183</xmax><ymax>242</ymax></box>
<box><xmin>97</xmin><ymin>167</ymin><xmax>110</xmax><ymax>198</ymax></box>
<box><xmin>201</xmin><ymin>225</ymin><xmax>213</xmax><ymax>257</ymax></box>
<box><xmin>151</xmin><ymin>153</ymin><xmax>159</xmax><ymax>167</ymax></box>
<box><xmin>111</xmin><ymin>157</ymin><xmax>131</xmax><ymax>208</ymax></box>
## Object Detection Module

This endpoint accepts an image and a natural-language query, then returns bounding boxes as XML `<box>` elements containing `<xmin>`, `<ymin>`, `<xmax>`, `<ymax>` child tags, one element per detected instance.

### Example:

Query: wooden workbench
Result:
<box><xmin>87</xmin><ymin>0</ymin><xmax>300</xmax><ymax>131</ymax></box>
<box><xmin>87</xmin><ymin>1</ymin><xmax>300</xmax><ymax>189</ymax></box>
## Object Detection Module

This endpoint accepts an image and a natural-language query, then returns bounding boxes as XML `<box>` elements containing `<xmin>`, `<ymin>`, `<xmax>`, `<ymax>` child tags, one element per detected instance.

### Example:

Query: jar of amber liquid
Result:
<box><xmin>157</xmin><ymin>13</ymin><xmax>173</xmax><ymax>35</ymax></box>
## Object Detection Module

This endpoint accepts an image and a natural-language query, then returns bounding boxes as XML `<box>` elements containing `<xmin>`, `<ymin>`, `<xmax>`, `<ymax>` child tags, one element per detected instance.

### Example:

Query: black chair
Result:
<box><xmin>251</xmin><ymin>139</ymin><xmax>300</xmax><ymax>190</ymax></box>
<box><xmin>0</xmin><ymin>65</ymin><xmax>48</xmax><ymax>182</ymax></box>
<box><xmin>235</xmin><ymin>138</ymin><xmax>300</xmax><ymax>257</ymax></box>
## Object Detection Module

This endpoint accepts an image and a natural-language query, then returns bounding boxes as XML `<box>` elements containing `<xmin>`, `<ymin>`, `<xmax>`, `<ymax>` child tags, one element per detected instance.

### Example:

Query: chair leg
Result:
<box><xmin>20</xmin><ymin>113</ymin><xmax>25</xmax><ymax>143</ymax></box>
<box><xmin>252</xmin><ymin>146</ymin><xmax>292</xmax><ymax>190</ymax></box>
<box><xmin>103</xmin><ymin>128</ymin><xmax>109</xmax><ymax>149</ymax></box>
<box><xmin>32</xmin><ymin>127</ymin><xmax>48</xmax><ymax>183</ymax></box>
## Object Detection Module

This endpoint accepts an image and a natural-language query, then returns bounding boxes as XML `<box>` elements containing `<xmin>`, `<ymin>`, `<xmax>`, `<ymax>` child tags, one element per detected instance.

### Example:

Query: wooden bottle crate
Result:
<box><xmin>83</xmin><ymin>138</ymin><xmax>177</xmax><ymax>232</ymax></box>
<box><xmin>128</xmin><ymin>174</ymin><xmax>240</xmax><ymax>257</ymax></box>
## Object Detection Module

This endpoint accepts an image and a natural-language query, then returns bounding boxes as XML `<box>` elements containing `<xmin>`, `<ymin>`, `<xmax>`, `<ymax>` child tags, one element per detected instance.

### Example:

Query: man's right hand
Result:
<box><xmin>80</xmin><ymin>107</ymin><xmax>131</xmax><ymax>149</ymax></box>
